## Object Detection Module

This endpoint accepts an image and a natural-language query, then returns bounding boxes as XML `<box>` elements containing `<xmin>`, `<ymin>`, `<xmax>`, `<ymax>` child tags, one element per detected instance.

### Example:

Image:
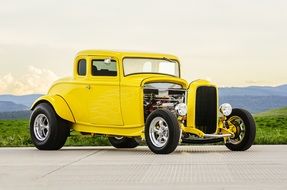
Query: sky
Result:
<box><xmin>0</xmin><ymin>0</ymin><xmax>286</xmax><ymax>95</ymax></box>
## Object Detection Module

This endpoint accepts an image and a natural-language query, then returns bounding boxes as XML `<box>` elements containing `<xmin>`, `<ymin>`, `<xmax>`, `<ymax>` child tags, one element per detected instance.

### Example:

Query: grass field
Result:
<box><xmin>0</xmin><ymin>120</ymin><xmax>110</xmax><ymax>147</ymax></box>
<box><xmin>254</xmin><ymin>107</ymin><xmax>287</xmax><ymax>144</ymax></box>
<box><xmin>0</xmin><ymin>107</ymin><xmax>286</xmax><ymax>146</ymax></box>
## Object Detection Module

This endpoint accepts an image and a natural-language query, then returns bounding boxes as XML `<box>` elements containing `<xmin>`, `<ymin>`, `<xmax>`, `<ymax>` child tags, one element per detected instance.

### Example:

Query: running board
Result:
<box><xmin>181</xmin><ymin>134</ymin><xmax>231</xmax><ymax>144</ymax></box>
<box><xmin>182</xmin><ymin>137</ymin><xmax>223</xmax><ymax>144</ymax></box>
<box><xmin>204</xmin><ymin>134</ymin><xmax>232</xmax><ymax>138</ymax></box>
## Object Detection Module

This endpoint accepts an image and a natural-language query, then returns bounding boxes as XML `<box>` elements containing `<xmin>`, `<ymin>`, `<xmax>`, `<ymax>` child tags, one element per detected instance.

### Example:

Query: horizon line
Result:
<box><xmin>0</xmin><ymin>83</ymin><xmax>286</xmax><ymax>96</ymax></box>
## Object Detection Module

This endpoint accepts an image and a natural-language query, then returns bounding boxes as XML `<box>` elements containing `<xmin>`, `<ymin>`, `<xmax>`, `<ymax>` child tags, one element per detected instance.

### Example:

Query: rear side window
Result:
<box><xmin>78</xmin><ymin>59</ymin><xmax>86</xmax><ymax>76</ymax></box>
<box><xmin>91</xmin><ymin>59</ymin><xmax>117</xmax><ymax>76</ymax></box>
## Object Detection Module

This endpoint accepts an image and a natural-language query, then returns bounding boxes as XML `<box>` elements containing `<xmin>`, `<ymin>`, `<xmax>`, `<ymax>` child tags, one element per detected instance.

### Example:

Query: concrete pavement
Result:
<box><xmin>0</xmin><ymin>145</ymin><xmax>286</xmax><ymax>190</ymax></box>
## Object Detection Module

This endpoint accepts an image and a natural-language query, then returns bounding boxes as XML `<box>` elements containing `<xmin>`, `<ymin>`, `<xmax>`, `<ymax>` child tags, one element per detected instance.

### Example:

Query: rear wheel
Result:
<box><xmin>30</xmin><ymin>103</ymin><xmax>70</xmax><ymax>150</ymax></box>
<box><xmin>108</xmin><ymin>137</ymin><xmax>139</xmax><ymax>148</ymax></box>
<box><xmin>145</xmin><ymin>109</ymin><xmax>180</xmax><ymax>154</ymax></box>
<box><xmin>225</xmin><ymin>108</ymin><xmax>256</xmax><ymax>151</ymax></box>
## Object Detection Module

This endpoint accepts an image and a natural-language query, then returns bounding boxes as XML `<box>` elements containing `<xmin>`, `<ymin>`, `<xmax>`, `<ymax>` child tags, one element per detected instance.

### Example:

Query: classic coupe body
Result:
<box><xmin>30</xmin><ymin>50</ymin><xmax>256</xmax><ymax>154</ymax></box>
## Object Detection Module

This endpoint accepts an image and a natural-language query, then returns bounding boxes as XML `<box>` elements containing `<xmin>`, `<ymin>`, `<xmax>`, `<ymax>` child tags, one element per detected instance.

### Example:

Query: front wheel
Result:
<box><xmin>145</xmin><ymin>109</ymin><xmax>180</xmax><ymax>154</ymax></box>
<box><xmin>225</xmin><ymin>108</ymin><xmax>256</xmax><ymax>151</ymax></box>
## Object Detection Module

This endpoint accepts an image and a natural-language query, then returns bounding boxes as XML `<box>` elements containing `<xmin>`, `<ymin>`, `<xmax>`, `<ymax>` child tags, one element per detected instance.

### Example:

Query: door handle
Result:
<box><xmin>86</xmin><ymin>84</ymin><xmax>91</xmax><ymax>90</ymax></box>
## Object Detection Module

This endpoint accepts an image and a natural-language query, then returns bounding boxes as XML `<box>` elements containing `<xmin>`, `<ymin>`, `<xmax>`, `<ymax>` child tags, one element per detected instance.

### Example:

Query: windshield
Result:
<box><xmin>123</xmin><ymin>58</ymin><xmax>180</xmax><ymax>77</ymax></box>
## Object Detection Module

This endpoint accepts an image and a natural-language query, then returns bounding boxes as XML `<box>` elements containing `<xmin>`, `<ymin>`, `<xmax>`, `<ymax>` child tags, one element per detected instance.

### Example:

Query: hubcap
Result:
<box><xmin>228</xmin><ymin>116</ymin><xmax>246</xmax><ymax>144</ymax></box>
<box><xmin>33</xmin><ymin>114</ymin><xmax>50</xmax><ymax>141</ymax></box>
<box><xmin>149</xmin><ymin>117</ymin><xmax>169</xmax><ymax>148</ymax></box>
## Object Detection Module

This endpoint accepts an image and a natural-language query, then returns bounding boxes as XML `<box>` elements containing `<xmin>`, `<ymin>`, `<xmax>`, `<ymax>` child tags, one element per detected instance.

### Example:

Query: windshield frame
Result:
<box><xmin>122</xmin><ymin>57</ymin><xmax>181</xmax><ymax>78</ymax></box>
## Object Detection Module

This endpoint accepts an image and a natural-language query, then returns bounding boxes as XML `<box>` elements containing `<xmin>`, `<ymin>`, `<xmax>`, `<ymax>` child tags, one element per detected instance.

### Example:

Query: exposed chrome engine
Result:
<box><xmin>143</xmin><ymin>83</ymin><xmax>186</xmax><ymax>119</ymax></box>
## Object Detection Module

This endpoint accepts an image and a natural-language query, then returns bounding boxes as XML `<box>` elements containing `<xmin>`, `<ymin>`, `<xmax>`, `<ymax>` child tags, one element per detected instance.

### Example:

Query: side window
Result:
<box><xmin>91</xmin><ymin>59</ymin><xmax>117</xmax><ymax>76</ymax></box>
<box><xmin>78</xmin><ymin>59</ymin><xmax>86</xmax><ymax>76</ymax></box>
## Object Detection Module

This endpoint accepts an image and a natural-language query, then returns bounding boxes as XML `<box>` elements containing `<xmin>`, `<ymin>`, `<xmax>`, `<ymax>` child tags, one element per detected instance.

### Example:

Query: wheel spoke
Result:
<box><xmin>239</xmin><ymin>133</ymin><xmax>244</xmax><ymax>140</ymax></box>
<box><xmin>34</xmin><ymin>114</ymin><xmax>50</xmax><ymax>141</ymax></box>
<box><xmin>239</xmin><ymin>122</ymin><xmax>244</xmax><ymax>130</ymax></box>
<box><xmin>162</xmin><ymin>136</ymin><xmax>167</xmax><ymax>141</ymax></box>
<box><xmin>153</xmin><ymin>127</ymin><xmax>160</xmax><ymax>133</ymax></box>
<box><xmin>228</xmin><ymin>116</ymin><xmax>246</xmax><ymax>145</ymax></box>
<box><xmin>40</xmin><ymin>129</ymin><xmax>45</xmax><ymax>137</ymax></box>
<box><xmin>43</xmin><ymin>125</ymin><xmax>49</xmax><ymax>129</ymax></box>
<box><xmin>44</xmin><ymin>129</ymin><xmax>49</xmax><ymax>136</ymax></box>
<box><xmin>41</xmin><ymin>117</ymin><xmax>45</xmax><ymax>125</ymax></box>
<box><xmin>149</xmin><ymin>117</ymin><xmax>169</xmax><ymax>148</ymax></box>
<box><xmin>159</xmin><ymin>120</ymin><xmax>165</xmax><ymax>128</ymax></box>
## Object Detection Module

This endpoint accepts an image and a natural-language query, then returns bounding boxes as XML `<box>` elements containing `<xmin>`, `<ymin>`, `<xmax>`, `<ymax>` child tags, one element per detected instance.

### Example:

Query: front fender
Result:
<box><xmin>31</xmin><ymin>95</ymin><xmax>75</xmax><ymax>123</ymax></box>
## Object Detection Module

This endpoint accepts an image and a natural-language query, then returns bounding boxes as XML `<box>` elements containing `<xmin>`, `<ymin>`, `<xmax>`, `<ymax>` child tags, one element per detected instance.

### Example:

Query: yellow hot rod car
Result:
<box><xmin>30</xmin><ymin>50</ymin><xmax>256</xmax><ymax>154</ymax></box>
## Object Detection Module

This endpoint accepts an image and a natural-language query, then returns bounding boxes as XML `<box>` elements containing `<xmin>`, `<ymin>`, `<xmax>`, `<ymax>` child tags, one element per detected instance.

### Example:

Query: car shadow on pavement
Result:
<box><xmin>55</xmin><ymin>146</ymin><xmax>235</xmax><ymax>154</ymax></box>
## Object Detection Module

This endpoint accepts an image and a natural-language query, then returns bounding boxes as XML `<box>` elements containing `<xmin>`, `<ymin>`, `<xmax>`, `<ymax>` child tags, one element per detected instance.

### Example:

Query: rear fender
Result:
<box><xmin>31</xmin><ymin>95</ymin><xmax>75</xmax><ymax>123</ymax></box>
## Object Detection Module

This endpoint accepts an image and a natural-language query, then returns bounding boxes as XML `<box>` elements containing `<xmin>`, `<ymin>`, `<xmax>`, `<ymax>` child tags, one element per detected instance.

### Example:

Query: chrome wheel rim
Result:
<box><xmin>149</xmin><ymin>117</ymin><xmax>169</xmax><ymax>148</ymax></box>
<box><xmin>34</xmin><ymin>114</ymin><xmax>50</xmax><ymax>141</ymax></box>
<box><xmin>228</xmin><ymin>116</ymin><xmax>246</xmax><ymax>144</ymax></box>
<box><xmin>114</xmin><ymin>136</ymin><xmax>124</xmax><ymax>140</ymax></box>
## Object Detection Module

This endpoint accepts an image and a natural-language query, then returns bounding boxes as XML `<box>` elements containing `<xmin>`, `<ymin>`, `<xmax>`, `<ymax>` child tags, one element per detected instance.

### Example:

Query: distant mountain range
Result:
<box><xmin>219</xmin><ymin>84</ymin><xmax>287</xmax><ymax>96</ymax></box>
<box><xmin>0</xmin><ymin>110</ymin><xmax>31</xmax><ymax>120</ymax></box>
<box><xmin>0</xmin><ymin>101</ymin><xmax>28</xmax><ymax>112</ymax></box>
<box><xmin>219</xmin><ymin>84</ymin><xmax>287</xmax><ymax>113</ymax></box>
<box><xmin>0</xmin><ymin>94</ymin><xmax>42</xmax><ymax>107</ymax></box>
<box><xmin>0</xmin><ymin>84</ymin><xmax>287</xmax><ymax>119</ymax></box>
<box><xmin>0</xmin><ymin>94</ymin><xmax>42</xmax><ymax>119</ymax></box>
<box><xmin>219</xmin><ymin>96</ymin><xmax>287</xmax><ymax>113</ymax></box>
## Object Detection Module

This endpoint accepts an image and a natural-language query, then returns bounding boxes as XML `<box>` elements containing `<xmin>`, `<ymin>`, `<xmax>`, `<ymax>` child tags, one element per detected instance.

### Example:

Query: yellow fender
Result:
<box><xmin>31</xmin><ymin>95</ymin><xmax>75</xmax><ymax>123</ymax></box>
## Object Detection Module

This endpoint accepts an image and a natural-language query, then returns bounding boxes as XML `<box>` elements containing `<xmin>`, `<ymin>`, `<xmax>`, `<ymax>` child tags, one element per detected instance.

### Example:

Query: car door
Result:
<box><xmin>87</xmin><ymin>56</ymin><xmax>123</xmax><ymax>126</ymax></box>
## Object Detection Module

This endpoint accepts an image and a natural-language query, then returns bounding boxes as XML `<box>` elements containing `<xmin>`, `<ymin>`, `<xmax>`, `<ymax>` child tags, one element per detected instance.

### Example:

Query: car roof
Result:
<box><xmin>76</xmin><ymin>50</ymin><xmax>179</xmax><ymax>60</ymax></box>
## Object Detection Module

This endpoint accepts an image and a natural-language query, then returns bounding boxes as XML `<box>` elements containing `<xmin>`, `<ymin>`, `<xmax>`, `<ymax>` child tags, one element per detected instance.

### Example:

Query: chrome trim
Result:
<box><xmin>149</xmin><ymin>117</ymin><xmax>169</xmax><ymax>148</ymax></box>
<box><xmin>33</xmin><ymin>114</ymin><xmax>50</xmax><ymax>141</ymax></box>
<box><xmin>204</xmin><ymin>134</ymin><xmax>232</xmax><ymax>138</ymax></box>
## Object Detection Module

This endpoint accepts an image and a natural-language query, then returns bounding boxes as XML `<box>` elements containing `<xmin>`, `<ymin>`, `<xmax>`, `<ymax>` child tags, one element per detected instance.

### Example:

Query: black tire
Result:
<box><xmin>145</xmin><ymin>109</ymin><xmax>180</xmax><ymax>154</ymax></box>
<box><xmin>108</xmin><ymin>137</ymin><xmax>139</xmax><ymax>148</ymax></box>
<box><xmin>225</xmin><ymin>108</ymin><xmax>256</xmax><ymax>151</ymax></box>
<box><xmin>30</xmin><ymin>103</ymin><xmax>70</xmax><ymax>150</ymax></box>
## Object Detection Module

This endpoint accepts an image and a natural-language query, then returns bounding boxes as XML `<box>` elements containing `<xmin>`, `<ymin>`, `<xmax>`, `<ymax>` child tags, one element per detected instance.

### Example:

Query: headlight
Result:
<box><xmin>175</xmin><ymin>103</ymin><xmax>187</xmax><ymax>116</ymax></box>
<box><xmin>219</xmin><ymin>103</ymin><xmax>232</xmax><ymax>116</ymax></box>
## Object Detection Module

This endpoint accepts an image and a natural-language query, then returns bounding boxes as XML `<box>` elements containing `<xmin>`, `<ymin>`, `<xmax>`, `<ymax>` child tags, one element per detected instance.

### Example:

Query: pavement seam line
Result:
<box><xmin>40</xmin><ymin>150</ymin><xmax>101</xmax><ymax>178</ymax></box>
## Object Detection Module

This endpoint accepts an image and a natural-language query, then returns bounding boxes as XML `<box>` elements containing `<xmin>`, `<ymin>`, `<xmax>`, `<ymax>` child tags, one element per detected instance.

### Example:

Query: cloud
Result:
<box><xmin>0</xmin><ymin>66</ymin><xmax>58</xmax><ymax>95</ymax></box>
